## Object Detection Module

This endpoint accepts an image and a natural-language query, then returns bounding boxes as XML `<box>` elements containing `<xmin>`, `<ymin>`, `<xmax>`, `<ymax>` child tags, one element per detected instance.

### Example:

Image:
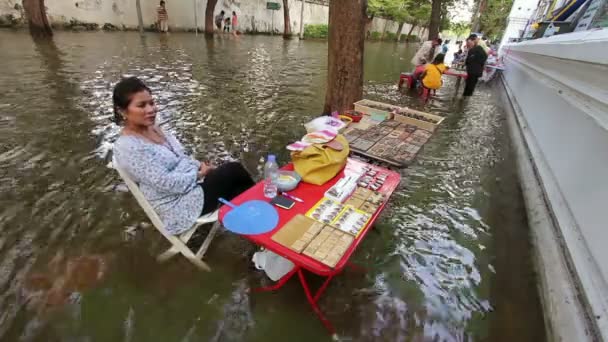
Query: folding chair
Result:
<box><xmin>112</xmin><ymin>158</ymin><xmax>220</xmax><ymax>272</ymax></box>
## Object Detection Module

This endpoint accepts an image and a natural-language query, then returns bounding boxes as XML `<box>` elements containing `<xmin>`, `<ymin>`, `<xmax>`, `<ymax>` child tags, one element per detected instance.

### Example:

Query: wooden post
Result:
<box><xmin>136</xmin><ymin>0</ymin><xmax>144</xmax><ymax>35</ymax></box>
<box><xmin>299</xmin><ymin>0</ymin><xmax>305</xmax><ymax>39</ymax></box>
<box><xmin>194</xmin><ymin>0</ymin><xmax>198</xmax><ymax>34</ymax></box>
<box><xmin>323</xmin><ymin>0</ymin><xmax>367</xmax><ymax>114</ymax></box>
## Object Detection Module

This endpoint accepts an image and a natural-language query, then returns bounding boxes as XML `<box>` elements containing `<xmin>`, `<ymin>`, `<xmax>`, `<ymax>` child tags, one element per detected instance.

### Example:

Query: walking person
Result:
<box><xmin>463</xmin><ymin>34</ymin><xmax>487</xmax><ymax>97</ymax></box>
<box><xmin>231</xmin><ymin>11</ymin><xmax>238</xmax><ymax>36</ymax></box>
<box><xmin>215</xmin><ymin>10</ymin><xmax>225</xmax><ymax>32</ymax></box>
<box><xmin>441</xmin><ymin>39</ymin><xmax>450</xmax><ymax>54</ymax></box>
<box><xmin>223</xmin><ymin>17</ymin><xmax>231</xmax><ymax>33</ymax></box>
<box><xmin>156</xmin><ymin>0</ymin><xmax>169</xmax><ymax>33</ymax></box>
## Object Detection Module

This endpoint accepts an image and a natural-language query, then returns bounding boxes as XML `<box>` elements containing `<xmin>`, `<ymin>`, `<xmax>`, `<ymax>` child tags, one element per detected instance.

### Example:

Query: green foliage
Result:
<box><xmin>303</xmin><ymin>24</ymin><xmax>328</xmax><ymax>39</ymax></box>
<box><xmin>365</xmin><ymin>30</ymin><xmax>399</xmax><ymax>41</ymax></box>
<box><xmin>370</xmin><ymin>31</ymin><xmax>382</xmax><ymax>40</ymax></box>
<box><xmin>404</xmin><ymin>34</ymin><xmax>419</xmax><ymax>42</ymax></box>
<box><xmin>449</xmin><ymin>21</ymin><xmax>471</xmax><ymax>38</ymax></box>
<box><xmin>368</xmin><ymin>0</ymin><xmax>430</xmax><ymax>25</ymax></box>
<box><xmin>479</xmin><ymin>0</ymin><xmax>514</xmax><ymax>39</ymax></box>
<box><xmin>405</xmin><ymin>0</ymin><xmax>432</xmax><ymax>27</ymax></box>
<box><xmin>385</xmin><ymin>31</ymin><xmax>397</xmax><ymax>40</ymax></box>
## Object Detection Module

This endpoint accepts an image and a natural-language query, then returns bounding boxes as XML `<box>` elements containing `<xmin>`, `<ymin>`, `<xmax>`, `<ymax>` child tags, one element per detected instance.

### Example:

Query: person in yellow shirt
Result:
<box><xmin>421</xmin><ymin>53</ymin><xmax>448</xmax><ymax>90</ymax></box>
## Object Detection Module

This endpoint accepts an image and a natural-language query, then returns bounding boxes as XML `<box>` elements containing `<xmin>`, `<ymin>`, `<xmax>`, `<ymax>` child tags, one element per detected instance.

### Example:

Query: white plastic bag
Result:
<box><xmin>252</xmin><ymin>249</ymin><xmax>295</xmax><ymax>281</ymax></box>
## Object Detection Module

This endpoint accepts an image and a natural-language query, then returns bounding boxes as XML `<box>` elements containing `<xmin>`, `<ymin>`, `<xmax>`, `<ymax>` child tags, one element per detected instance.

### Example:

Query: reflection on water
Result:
<box><xmin>0</xmin><ymin>31</ymin><xmax>545</xmax><ymax>341</ymax></box>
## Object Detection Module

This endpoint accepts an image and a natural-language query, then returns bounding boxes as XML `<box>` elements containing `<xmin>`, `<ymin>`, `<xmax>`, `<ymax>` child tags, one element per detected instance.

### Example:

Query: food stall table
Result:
<box><xmin>219</xmin><ymin>158</ymin><xmax>401</xmax><ymax>338</ymax></box>
<box><xmin>444</xmin><ymin>69</ymin><xmax>468</xmax><ymax>94</ymax></box>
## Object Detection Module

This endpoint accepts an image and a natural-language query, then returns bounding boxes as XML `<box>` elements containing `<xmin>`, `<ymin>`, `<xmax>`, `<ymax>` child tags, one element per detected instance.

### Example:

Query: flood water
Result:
<box><xmin>0</xmin><ymin>31</ymin><xmax>546</xmax><ymax>342</ymax></box>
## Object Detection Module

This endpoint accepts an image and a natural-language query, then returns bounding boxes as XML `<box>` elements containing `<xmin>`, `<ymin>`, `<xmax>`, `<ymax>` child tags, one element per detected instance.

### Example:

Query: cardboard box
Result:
<box><xmin>353</xmin><ymin>99</ymin><xmax>399</xmax><ymax>120</ymax></box>
<box><xmin>393</xmin><ymin>107</ymin><xmax>444</xmax><ymax>132</ymax></box>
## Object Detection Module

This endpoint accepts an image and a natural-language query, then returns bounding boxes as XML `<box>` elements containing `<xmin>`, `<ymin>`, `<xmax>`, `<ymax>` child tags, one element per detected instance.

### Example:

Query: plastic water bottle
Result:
<box><xmin>263</xmin><ymin>154</ymin><xmax>279</xmax><ymax>199</ymax></box>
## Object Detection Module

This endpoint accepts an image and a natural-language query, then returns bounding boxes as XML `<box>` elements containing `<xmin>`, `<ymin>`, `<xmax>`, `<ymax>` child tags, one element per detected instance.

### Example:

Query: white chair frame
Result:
<box><xmin>112</xmin><ymin>158</ymin><xmax>220</xmax><ymax>272</ymax></box>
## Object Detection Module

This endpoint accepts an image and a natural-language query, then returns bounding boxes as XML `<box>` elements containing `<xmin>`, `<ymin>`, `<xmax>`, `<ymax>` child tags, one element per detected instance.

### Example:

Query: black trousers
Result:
<box><xmin>200</xmin><ymin>162</ymin><xmax>255</xmax><ymax>215</ymax></box>
<box><xmin>463</xmin><ymin>74</ymin><xmax>480</xmax><ymax>97</ymax></box>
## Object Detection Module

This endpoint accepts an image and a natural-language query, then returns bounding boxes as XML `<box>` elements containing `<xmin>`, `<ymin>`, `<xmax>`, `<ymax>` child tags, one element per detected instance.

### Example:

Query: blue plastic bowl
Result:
<box><xmin>276</xmin><ymin>171</ymin><xmax>302</xmax><ymax>192</ymax></box>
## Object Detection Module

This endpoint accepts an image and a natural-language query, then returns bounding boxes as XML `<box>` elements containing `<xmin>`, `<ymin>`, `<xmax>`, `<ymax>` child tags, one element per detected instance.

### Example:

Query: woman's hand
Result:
<box><xmin>198</xmin><ymin>161</ymin><xmax>214</xmax><ymax>178</ymax></box>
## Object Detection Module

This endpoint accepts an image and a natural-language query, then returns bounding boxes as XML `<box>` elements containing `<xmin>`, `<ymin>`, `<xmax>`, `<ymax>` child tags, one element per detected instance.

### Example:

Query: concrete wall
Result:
<box><xmin>502</xmin><ymin>28</ymin><xmax>608</xmax><ymax>341</ymax></box>
<box><xmin>499</xmin><ymin>0</ymin><xmax>537</xmax><ymax>49</ymax></box>
<box><xmin>0</xmin><ymin>0</ymin><xmax>426</xmax><ymax>38</ymax></box>
<box><xmin>368</xmin><ymin>17</ymin><xmax>427</xmax><ymax>40</ymax></box>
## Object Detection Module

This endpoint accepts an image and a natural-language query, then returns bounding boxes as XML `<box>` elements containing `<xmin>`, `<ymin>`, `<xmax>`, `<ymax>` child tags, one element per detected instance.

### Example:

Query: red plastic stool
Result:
<box><xmin>398</xmin><ymin>72</ymin><xmax>414</xmax><ymax>89</ymax></box>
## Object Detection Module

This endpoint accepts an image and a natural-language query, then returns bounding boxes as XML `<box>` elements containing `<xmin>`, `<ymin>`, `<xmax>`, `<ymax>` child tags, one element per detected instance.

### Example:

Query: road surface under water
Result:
<box><xmin>0</xmin><ymin>31</ymin><xmax>545</xmax><ymax>342</ymax></box>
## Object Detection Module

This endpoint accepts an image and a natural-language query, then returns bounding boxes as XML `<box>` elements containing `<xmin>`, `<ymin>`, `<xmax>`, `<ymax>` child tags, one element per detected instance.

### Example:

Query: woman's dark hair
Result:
<box><xmin>160</xmin><ymin>0</ymin><xmax>165</xmax><ymax>5</ymax></box>
<box><xmin>432</xmin><ymin>53</ymin><xmax>445</xmax><ymax>64</ymax></box>
<box><xmin>112</xmin><ymin>77</ymin><xmax>151</xmax><ymax>124</ymax></box>
<box><xmin>220</xmin><ymin>10</ymin><xmax>225</xmax><ymax>15</ymax></box>
<box><xmin>232</xmin><ymin>11</ymin><xmax>236</xmax><ymax>15</ymax></box>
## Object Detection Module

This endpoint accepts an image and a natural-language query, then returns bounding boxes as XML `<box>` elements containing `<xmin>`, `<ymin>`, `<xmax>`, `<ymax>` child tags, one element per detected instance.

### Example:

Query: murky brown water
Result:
<box><xmin>0</xmin><ymin>31</ymin><xmax>545</xmax><ymax>341</ymax></box>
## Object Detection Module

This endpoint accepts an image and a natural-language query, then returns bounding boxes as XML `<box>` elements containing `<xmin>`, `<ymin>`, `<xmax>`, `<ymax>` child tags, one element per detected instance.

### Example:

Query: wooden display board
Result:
<box><xmin>344</xmin><ymin>114</ymin><xmax>439</xmax><ymax>167</ymax></box>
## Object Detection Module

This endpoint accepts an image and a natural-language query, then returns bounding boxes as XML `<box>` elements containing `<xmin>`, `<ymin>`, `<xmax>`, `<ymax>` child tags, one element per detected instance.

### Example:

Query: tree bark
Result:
<box><xmin>323</xmin><ymin>0</ymin><xmax>366</xmax><ymax>114</ymax></box>
<box><xmin>205</xmin><ymin>0</ymin><xmax>218</xmax><ymax>35</ymax></box>
<box><xmin>380</xmin><ymin>19</ymin><xmax>389</xmax><ymax>40</ymax></box>
<box><xmin>22</xmin><ymin>0</ymin><xmax>52</xmax><ymax>37</ymax></box>
<box><xmin>428</xmin><ymin>0</ymin><xmax>441</xmax><ymax>40</ymax></box>
<box><xmin>406</xmin><ymin>23</ymin><xmax>416</xmax><ymax>41</ymax></box>
<box><xmin>282</xmin><ymin>0</ymin><xmax>292</xmax><ymax>38</ymax></box>
<box><xmin>470</xmin><ymin>0</ymin><xmax>481</xmax><ymax>32</ymax></box>
<box><xmin>299</xmin><ymin>0</ymin><xmax>305</xmax><ymax>39</ymax></box>
<box><xmin>396</xmin><ymin>22</ymin><xmax>404</xmax><ymax>42</ymax></box>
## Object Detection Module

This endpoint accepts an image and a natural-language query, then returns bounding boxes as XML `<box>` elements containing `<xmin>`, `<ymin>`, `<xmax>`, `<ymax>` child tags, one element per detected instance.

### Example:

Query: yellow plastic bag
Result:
<box><xmin>291</xmin><ymin>135</ymin><xmax>349</xmax><ymax>186</ymax></box>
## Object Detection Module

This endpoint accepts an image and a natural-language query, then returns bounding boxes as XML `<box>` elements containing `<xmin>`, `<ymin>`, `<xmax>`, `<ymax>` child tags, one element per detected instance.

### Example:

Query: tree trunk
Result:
<box><xmin>283</xmin><ymin>0</ymin><xmax>292</xmax><ymax>38</ymax></box>
<box><xmin>428</xmin><ymin>0</ymin><xmax>441</xmax><ymax>40</ymax></box>
<box><xmin>135</xmin><ymin>0</ymin><xmax>144</xmax><ymax>35</ymax></box>
<box><xmin>380</xmin><ymin>19</ymin><xmax>389</xmax><ymax>40</ymax></box>
<box><xmin>22</xmin><ymin>0</ymin><xmax>52</xmax><ymax>37</ymax></box>
<box><xmin>406</xmin><ymin>23</ymin><xmax>416</xmax><ymax>41</ymax></box>
<box><xmin>470</xmin><ymin>0</ymin><xmax>481</xmax><ymax>32</ymax></box>
<box><xmin>205</xmin><ymin>0</ymin><xmax>218</xmax><ymax>35</ymax></box>
<box><xmin>299</xmin><ymin>0</ymin><xmax>305</xmax><ymax>39</ymax></box>
<box><xmin>396</xmin><ymin>22</ymin><xmax>404</xmax><ymax>42</ymax></box>
<box><xmin>323</xmin><ymin>0</ymin><xmax>366</xmax><ymax>114</ymax></box>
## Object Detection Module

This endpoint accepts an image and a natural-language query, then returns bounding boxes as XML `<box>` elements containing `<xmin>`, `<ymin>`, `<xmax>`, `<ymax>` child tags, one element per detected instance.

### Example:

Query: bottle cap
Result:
<box><xmin>267</xmin><ymin>154</ymin><xmax>276</xmax><ymax>162</ymax></box>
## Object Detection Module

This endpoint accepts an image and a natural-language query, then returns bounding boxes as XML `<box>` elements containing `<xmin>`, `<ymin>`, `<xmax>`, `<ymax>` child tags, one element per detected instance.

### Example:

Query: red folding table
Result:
<box><xmin>219</xmin><ymin>158</ymin><xmax>401</xmax><ymax>339</ymax></box>
<box><xmin>444</xmin><ymin>69</ymin><xmax>468</xmax><ymax>94</ymax></box>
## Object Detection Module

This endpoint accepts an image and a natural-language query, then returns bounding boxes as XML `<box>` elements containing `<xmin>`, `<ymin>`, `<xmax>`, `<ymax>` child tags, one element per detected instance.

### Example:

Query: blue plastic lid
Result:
<box><xmin>267</xmin><ymin>154</ymin><xmax>276</xmax><ymax>162</ymax></box>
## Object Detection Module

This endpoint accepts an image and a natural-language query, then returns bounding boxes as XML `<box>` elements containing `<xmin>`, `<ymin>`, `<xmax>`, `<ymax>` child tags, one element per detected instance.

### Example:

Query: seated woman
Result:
<box><xmin>112</xmin><ymin>77</ymin><xmax>255</xmax><ymax>235</ymax></box>
<box><xmin>421</xmin><ymin>53</ymin><xmax>448</xmax><ymax>91</ymax></box>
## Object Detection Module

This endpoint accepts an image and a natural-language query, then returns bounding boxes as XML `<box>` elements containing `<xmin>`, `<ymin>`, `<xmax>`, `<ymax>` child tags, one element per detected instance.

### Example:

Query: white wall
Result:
<box><xmin>502</xmin><ymin>28</ymin><xmax>608</xmax><ymax>341</ymax></box>
<box><xmin>0</xmin><ymin>0</ymin><xmax>425</xmax><ymax>37</ymax></box>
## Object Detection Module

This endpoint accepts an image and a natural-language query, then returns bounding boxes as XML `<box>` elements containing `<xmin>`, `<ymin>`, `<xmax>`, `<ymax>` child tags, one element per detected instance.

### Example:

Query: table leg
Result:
<box><xmin>252</xmin><ymin>266</ymin><xmax>299</xmax><ymax>293</ymax></box>
<box><xmin>346</xmin><ymin>262</ymin><xmax>368</xmax><ymax>273</ymax></box>
<box><xmin>312</xmin><ymin>274</ymin><xmax>334</xmax><ymax>303</ymax></box>
<box><xmin>298</xmin><ymin>269</ymin><xmax>337</xmax><ymax>337</ymax></box>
